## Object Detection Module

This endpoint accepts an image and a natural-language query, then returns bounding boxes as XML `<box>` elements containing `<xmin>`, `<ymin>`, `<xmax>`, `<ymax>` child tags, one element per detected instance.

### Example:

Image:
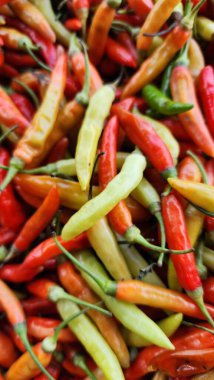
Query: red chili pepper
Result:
<box><xmin>0</xmin><ymin>148</ymin><xmax>26</xmax><ymax>230</ymax></box>
<box><xmin>21</xmin><ymin>297</ymin><xmax>57</xmax><ymax>317</ymax></box>
<box><xmin>5</xmin><ymin>17</ymin><xmax>57</xmax><ymax>68</ymax></box>
<box><xmin>0</xmin><ymin>227</ymin><xmax>17</xmax><ymax>246</ymax></box>
<box><xmin>64</xmin><ymin>75</ymin><xmax>80</xmax><ymax>99</ymax></box>
<box><xmin>170</xmin><ymin>65</ymin><xmax>214</xmax><ymax>157</ymax></box>
<box><xmin>178</xmin><ymin>156</ymin><xmax>202</xmax><ymax>183</ymax></box>
<box><xmin>3</xmin><ymin>323</ymin><xmax>26</xmax><ymax>353</ymax></box>
<box><xmin>0</xmin><ymin>263</ymin><xmax>42</xmax><ymax>282</ymax></box>
<box><xmin>64</xmin><ymin>18</ymin><xmax>82</xmax><ymax>31</ymax></box>
<box><xmin>125</xmin><ymin>324</ymin><xmax>214</xmax><ymax>379</ymax></box>
<box><xmin>33</xmin><ymin>363</ymin><xmax>60</xmax><ymax>380</ymax></box>
<box><xmin>145</xmin><ymin>167</ymin><xmax>166</xmax><ymax>194</ymax></box>
<box><xmin>6</xmin><ymin>187</ymin><xmax>60</xmax><ymax>262</ymax></box>
<box><xmin>27</xmin><ymin>317</ymin><xmax>77</xmax><ymax>343</ymax></box>
<box><xmin>70</xmin><ymin>0</ymin><xmax>89</xmax><ymax>36</ymax></box>
<box><xmin>0</xmin><ymin>330</ymin><xmax>18</xmax><ymax>368</ymax></box>
<box><xmin>5</xmin><ymin>51</ymin><xmax>37</xmax><ymax>68</ymax></box>
<box><xmin>21</xmin><ymin>233</ymin><xmax>89</xmax><ymax>269</ymax></box>
<box><xmin>105</xmin><ymin>37</ymin><xmax>137</xmax><ymax>68</ymax></box>
<box><xmin>47</xmin><ymin>137</ymin><xmax>69</xmax><ymax>163</ymax></box>
<box><xmin>203</xmin><ymin>277</ymin><xmax>214</xmax><ymax>305</ymax></box>
<box><xmin>0</xmin><ymin>63</ymin><xmax>18</xmax><ymax>78</ymax></box>
<box><xmin>0</xmin><ymin>87</ymin><xmax>31</xmax><ymax>135</ymax></box>
<box><xmin>162</xmin><ymin>118</ymin><xmax>191</xmax><ymax>142</ymax></box>
<box><xmin>179</xmin><ymin>142</ymin><xmax>203</xmax><ymax>159</ymax></box>
<box><xmin>112</xmin><ymin>107</ymin><xmax>176</xmax><ymax>178</ymax></box>
<box><xmin>10</xmin><ymin>93</ymin><xmax>35</xmax><ymax>121</ymax></box>
<box><xmin>198</xmin><ymin>66</ymin><xmax>214</xmax><ymax>137</ymax></box>
<box><xmin>127</xmin><ymin>0</ymin><xmax>153</xmax><ymax>19</ymax></box>
<box><xmin>116</xmin><ymin>32</ymin><xmax>138</xmax><ymax>66</ymax></box>
<box><xmin>27</xmin><ymin>278</ymin><xmax>57</xmax><ymax>299</ymax></box>
<box><xmin>114</xmin><ymin>13</ymin><xmax>142</xmax><ymax>26</ymax></box>
<box><xmin>0</xmin><ymin>0</ymin><xmax>11</xmax><ymax>5</ymax></box>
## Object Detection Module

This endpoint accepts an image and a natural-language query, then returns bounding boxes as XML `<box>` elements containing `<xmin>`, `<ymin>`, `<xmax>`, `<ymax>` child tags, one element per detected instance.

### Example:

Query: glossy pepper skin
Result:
<box><xmin>198</xmin><ymin>66</ymin><xmax>214</xmax><ymax>137</ymax></box>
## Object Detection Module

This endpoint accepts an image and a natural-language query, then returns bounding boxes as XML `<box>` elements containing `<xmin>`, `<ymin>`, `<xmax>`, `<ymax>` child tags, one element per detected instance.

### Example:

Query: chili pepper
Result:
<box><xmin>33</xmin><ymin>362</ymin><xmax>60</xmax><ymax>380</ymax></box>
<box><xmin>47</xmin><ymin>137</ymin><xmax>69</xmax><ymax>163</ymax></box>
<box><xmin>128</xmin><ymin>0</ymin><xmax>153</xmax><ymax>19</ymax></box>
<box><xmin>142</xmin><ymin>84</ymin><xmax>193</xmax><ymax>115</ymax></box>
<box><xmin>5</xmin><ymin>51</ymin><xmax>37</xmax><ymax>68</ymax></box>
<box><xmin>0</xmin><ymin>27</ymin><xmax>38</xmax><ymax>51</ymax></box>
<box><xmin>64</xmin><ymin>18</ymin><xmax>82</xmax><ymax>31</ymax></box>
<box><xmin>188</xmin><ymin>38</ymin><xmax>205</xmax><ymax>80</ymax></box>
<box><xmin>5</xmin><ymin>342</ymin><xmax>53</xmax><ymax>380</ymax></box>
<box><xmin>196</xmin><ymin>16</ymin><xmax>214</xmax><ymax>40</ymax></box>
<box><xmin>5</xmin><ymin>17</ymin><xmax>57</xmax><ymax>68</ymax></box>
<box><xmin>75</xmin><ymin>84</ymin><xmax>115</xmax><ymax>191</ymax></box>
<box><xmin>123</xmin><ymin>313</ymin><xmax>183</xmax><ymax>347</ymax></box>
<box><xmin>27</xmin><ymin>317</ymin><xmax>76</xmax><ymax>343</ymax></box>
<box><xmin>136</xmin><ymin>0</ymin><xmax>181</xmax><ymax>50</ymax></box>
<box><xmin>0</xmin><ymin>63</ymin><xmax>18</xmax><ymax>77</ymax></box>
<box><xmin>56</xmin><ymin>299</ymin><xmax>126</xmax><ymax>380</ymax></box>
<box><xmin>133</xmin><ymin>109</ymin><xmax>180</xmax><ymax>163</ymax></box>
<box><xmin>0</xmin><ymin>280</ymin><xmax>54</xmax><ymax>380</ymax></box>
<box><xmin>71</xmin><ymin>0</ymin><xmax>89</xmax><ymax>37</ymax></box>
<box><xmin>0</xmin><ymin>52</ymin><xmax>67</xmax><ymax>191</ymax></box>
<box><xmin>0</xmin><ymin>87</ymin><xmax>31</xmax><ymax>135</ymax></box>
<box><xmin>121</xmin><ymin>1</ymin><xmax>204</xmax><ymax>99</ymax></box>
<box><xmin>87</xmin><ymin>0</ymin><xmax>121</xmax><ymax>66</ymax></box>
<box><xmin>113</xmin><ymin>108</ymin><xmax>177</xmax><ymax>178</ymax></box>
<box><xmin>168</xmin><ymin>178</ymin><xmax>214</xmax><ymax>215</ymax></box>
<box><xmin>203</xmin><ymin>277</ymin><xmax>214</xmax><ymax>305</ymax></box>
<box><xmin>170</xmin><ymin>66</ymin><xmax>214</xmax><ymax>157</ymax></box>
<box><xmin>105</xmin><ymin>37</ymin><xmax>137</xmax><ymax>68</ymax></box>
<box><xmin>11</xmin><ymin>71</ymin><xmax>40</xmax><ymax>93</ymax></box>
<box><xmin>179</xmin><ymin>142</ymin><xmax>202</xmax><ymax>159</ymax></box>
<box><xmin>5</xmin><ymin>187</ymin><xmax>60</xmax><ymax>262</ymax></box>
<box><xmin>116</xmin><ymin>32</ymin><xmax>138</xmax><ymax>63</ymax></box>
<box><xmin>0</xmin><ymin>263</ymin><xmax>42</xmax><ymax>282</ymax></box>
<box><xmin>178</xmin><ymin>156</ymin><xmax>202</xmax><ymax>182</ymax></box>
<box><xmin>152</xmin><ymin>348</ymin><xmax>214</xmax><ymax>377</ymax></box>
<box><xmin>0</xmin><ymin>227</ymin><xmax>17</xmax><ymax>245</ymax></box>
<box><xmin>0</xmin><ymin>330</ymin><xmax>18</xmax><ymax>368</ymax></box>
<box><xmin>10</xmin><ymin>93</ymin><xmax>35</xmax><ymax>122</ymax></box>
<box><xmin>22</xmin><ymin>297</ymin><xmax>57</xmax><ymax>317</ymax></box>
<box><xmin>57</xmin><ymin>260</ymin><xmax>130</xmax><ymax>368</ymax></box>
<box><xmin>10</xmin><ymin>0</ymin><xmax>56</xmax><ymax>43</ymax></box>
<box><xmin>30</xmin><ymin>0</ymin><xmax>72</xmax><ymax>46</ymax></box>
<box><xmin>76</xmin><ymin>249</ymin><xmax>174</xmax><ymax>350</ymax></box>
<box><xmin>198</xmin><ymin>66</ymin><xmax>214</xmax><ymax>138</ymax></box>
<box><xmin>0</xmin><ymin>148</ymin><xmax>26</xmax><ymax>230</ymax></box>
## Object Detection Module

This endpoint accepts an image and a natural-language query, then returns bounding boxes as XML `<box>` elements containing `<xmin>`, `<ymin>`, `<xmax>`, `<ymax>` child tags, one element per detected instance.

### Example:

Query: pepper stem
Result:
<box><xmin>24</xmin><ymin>44</ymin><xmax>52</xmax><ymax>73</ymax></box>
<box><xmin>111</xmin><ymin>20</ymin><xmax>139</xmax><ymax>38</ymax></box>
<box><xmin>73</xmin><ymin>353</ymin><xmax>97</xmax><ymax>380</ymax></box>
<box><xmin>23</xmin><ymin>162</ymin><xmax>57</xmax><ymax>175</ymax></box>
<box><xmin>0</xmin><ymin>157</ymin><xmax>25</xmax><ymax>192</ymax></box>
<box><xmin>156</xmin><ymin>212</ymin><xmax>166</xmax><ymax>267</ymax></box>
<box><xmin>182</xmin><ymin>320</ymin><xmax>214</xmax><ymax>334</ymax></box>
<box><xmin>14</xmin><ymin>322</ymin><xmax>55</xmax><ymax>380</ymax></box>
<box><xmin>143</xmin><ymin>20</ymin><xmax>178</xmax><ymax>37</ymax></box>
<box><xmin>187</xmin><ymin>150</ymin><xmax>208</xmax><ymax>184</ymax></box>
<box><xmin>187</xmin><ymin>288</ymin><xmax>214</xmax><ymax>328</ymax></box>
<box><xmin>53</xmin><ymin>236</ymin><xmax>114</xmax><ymax>293</ymax></box>
<box><xmin>174</xmin><ymin>39</ymin><xmax>190</xmax><ymax>67</ymax></box>
<box><xmin>13</xmin><ymin>79</ymin><xmax>39</xmax><ymax>108</ymax></box>
<box><xmin>75</xmin><ymin>39</ymin><xmax>90</xmax><ymax>106</ymax></box>
<box><xmin>195</xmin><ymin>238</ymin><xmax>208</xmax><ymax>280</ymax></box>
<box><xmin>0</xmin><ymin>126</ymin><xmax>18</xmax><ymax>143</ymax></box>
<box><xmin>182</xmin><ymin>0</ymin><xmax>207</xmax><ymax>30</ymax></box>
<box><xmin>125</xmin><ymin>225</ymin><xmax>193</xmax><ymax>254</ymax></box>
<box><xmin>42</xmin><ymin>307</ymin><xmax>90</xmax><ymax>353</ymax></box>
<box><xmin>48</xmin><ymin>285</ymin><xmax>111</xmax><ymax>316</ymax></box>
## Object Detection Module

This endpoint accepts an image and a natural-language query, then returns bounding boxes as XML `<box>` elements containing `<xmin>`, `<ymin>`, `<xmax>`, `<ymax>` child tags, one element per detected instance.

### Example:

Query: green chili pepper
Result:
<box><xmin>142</xmin><ymin>84</ymin><xmax>193</xmax><ymax>116</ymax></box>
<box><xmin>56</xmin><ymin>299</ymin><xmax>125</xmax><ymax>380</ymax></box>
<box><xmin>62</xmin><ymin>149</ymin><xmax>146</xmax><ymax>240</ymax></box>
<box><xmin>132</xmin><ymin>108</ymin><xmax>179</xmax><ymax>164</ymax></box>
<box><xmin>87</xmin><ymin>217</ymin><xmax>131</xmax><ymax>280</ymax></box>
<box><xmin>123</xmin><ymin>313</ymin><xmax>183</xmax><ymax>347</ymax></box>
<box><xmin>31</xmin><ymin>0</ymin><xmax>72</xmax><ymax>45</ymax></box>
<box><xmin>76</xmin><ymin>250</ymin><xmax>174</xmax><ymax>350</ymax></box>
<box><xmin>167</xmin><ymin>259</ymin><xmax>182</xmax><ymax>291</ymax></box>
<box><xmin>203</xmin><ymin>246</ymin><xmax>214</xmax><ymax>272</ymax></box>
<box><xmin>75</xmin><ymin>85</ymin><xmax>115</xmax><ymax>191</ymax></box>
<box><xmin>196</xmin><ymin>16</ymin><xmax>214</xmax><ymax>41</ymax></box>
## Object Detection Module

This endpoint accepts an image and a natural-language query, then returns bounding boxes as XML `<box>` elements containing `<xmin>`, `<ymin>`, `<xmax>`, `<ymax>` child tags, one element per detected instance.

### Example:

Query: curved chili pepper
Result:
<box><xmin>57</xmin><ymin>260</ymin><xmax>130</xmax><ymax>368</ymax></box>
<box><xmin>0</xmin><ymin>263</ymin><xmax>42</xmax><ymax>282</ymax></box>
<box><xmin>0</xmin><ymin>330</ymin><xmax>18</xmax><ymax>368</ymax></box>
<box><xmin>142</xmin><ymin>84</ymin><xmax>193</xmax><ymax>115</ymax></box>
<box><xmin>0</xmin><ymin>147</ymin><xmax>26</xmax><ymax>230</ymax></box>
<box><xmin>87</xmin><ymin>0</ymin><xmax>121</xmax><ymax>65</ymax></box>
<box><xmin>105</xmin><ymin>37</ymin><xmax>137</xmax><ymax>68</ymax></box>
<box><xmin>4</xmin><ymin>186</ymin><xmax>60</xmax><ymax>262</ymax></box>
<box><xmin>136</xmin><ymin>0</ymin><xmax>181</xmax><ymax>50</ymax></box>
<box><xmin>10</xmin><ymin>93</ymin><xmax>35</xmax><ymax>121</ymax></box>
<box><xmin>0</xmin><ymin>280</ymin><xmax>54</xmax><ymax>380</ymax></box>
<box><xmin>170</xmin><ymin>65</ymin><xmax>214</xmax><ymax>157</ymax></box>
<box><xmin>27</xmin><ymin>317</ymin><xmax>76</xmax><ymax>343</ymax></box>
<box><xmin>198</xmin><ymin>66</ymin><xmax>214</xmax><ymax>137</ymax></box>
<box><xmin>9</xmin><ymin>0</ymin><xmax>56</xmax><ymax>43</ymax></box>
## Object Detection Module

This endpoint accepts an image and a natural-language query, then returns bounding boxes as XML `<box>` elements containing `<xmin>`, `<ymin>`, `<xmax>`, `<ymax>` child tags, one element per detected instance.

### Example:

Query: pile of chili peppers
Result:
<box><xmin>0</xmin><ymin>0</ymin><xmax>214</xmax><ymax>379</ymax></box>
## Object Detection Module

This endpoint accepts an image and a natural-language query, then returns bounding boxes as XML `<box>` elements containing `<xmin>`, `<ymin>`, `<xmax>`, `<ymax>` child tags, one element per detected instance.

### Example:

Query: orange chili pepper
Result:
<box><xmin>0</xmin><ymin>330</ymin><xmax>18</xmax><ymax>368</ymax></box>
<box><xmin>27</xmin><ymin>317</ymin><xmax>77</xmax><ymax>343</ymax></box>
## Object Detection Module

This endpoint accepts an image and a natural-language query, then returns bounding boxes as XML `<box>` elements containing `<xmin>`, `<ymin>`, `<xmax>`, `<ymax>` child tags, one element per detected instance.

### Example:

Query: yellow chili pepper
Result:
<box><xmin>87</xmin><ymin>217</ymin><xmax>131</xmax><ymax>280</ymax></box>
<box><xmin>75</xmin><ymin>85</ymin><xmax>115</xmax><ymax>191</ymax></box>
<box><xmin>188</xmin><ymin>38</ymin><xmax>205</xmax><ymax>81</ymax></box>
<box><xmin>196</xmin><ymin>16</ymin><xmax>214</xmax><ymax>41</ymax></box>
<box><xmin>185</xmin><ymin>204</ymin><xmax>205</xmax><ymax>247</ymax></box>
<box><xmin>203</xmin><ymin>246</ymin><xmax>214</xmax><ymax>272</ymax></box>
<box><xmin>168</xmin><ymin>178</ymin><xmax>214</xmax><ymax>214</ymax></box>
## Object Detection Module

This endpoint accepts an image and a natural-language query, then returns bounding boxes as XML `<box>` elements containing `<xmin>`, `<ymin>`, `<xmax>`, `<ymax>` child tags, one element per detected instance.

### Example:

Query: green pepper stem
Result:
<box><xmin>0</xmin><ymin>246</ymin><xmax>8</xmax><ymax>261</ymax></box>
<box><xmin>187</xmin><ymin>150</ymin><xmax>208</xmax><ymax>184</ymax></box>
<box><xmin>73</xmin><ymin>353</ymin><xmax>97</xmax><ymax>380</ymax></box>
<box><xmin>53</xmin><ymin>236</ymin><xmax>114</xmax><ymax>294</ymax></box>
<box><xmin>14</xmin><ymin>322</ymin><xmax>55</xmax><ymax>380</ymax></box>
<box><xmin>0</xmin><ymin>126</ymin><xmax>18</xmax><ymax>143</ymax></box>
<box><xmin>107</xmin><ymin>0</ymin><xmax>123</xmax><ymax>9</ymax></box>
<box><xmin>42</xmin><ymin>307</ymin><xmax>90</xmax><ymax>353</ymax></box>
<box><xmin>0</xmin><ymin>157</ymin><xmax>25</xmax><ymax>192</ymax></box>
<box><xmin>24</xmin><ymin>44</ymin><xmax>52</xmax><ymax>73</ymax></box>
<box><xmin>68</xmin><ymin>33</ymin><xmax>80</xmax><ymax>57</ymax></box>
<box><xmin>13</xmin><ymin>79</ymin><xmax>40</xmax><ymax>108</ymax></box>
<box><xmin>111</xmin><ymin>20</ymin><xmax>140</xmax><ymax>38</ymax></box>
<box><xmin>23</xmin><ymin>162</ymin><xmax>57</xmax><ymax>175</ymax></box>
<box><xmin>174</xmin><ymin>39</ymin><xmax>190</xmax><ymax>67</ymax></box>
<box><xmin>125</xmin><ymin>225</ymin><xmax>193</xmax><ymax>254</ymax></box>
<box><xmin>182</xmin><ymin>0</ymin><xmax>207</xmax><ymax>30</ymax></box>
<box><xmin>48</xmin><ymin>285</ymin><xmax>111</xmax><ymax>316</ymax></box>
<box><xmin>182</xmin><ymin>320</ymin><xmax>214</xmax><ymax>334</ymax></box>
<box><xmin>155</xmin><ymin>212</ymin><xmax>166</xmax><ymax>267</ymax></box>
<box><xmin>187</xmin><ymin>288</ymin><xmax>214</xmax><ymax>328</ymax></box>
<box><xmin>75</xmin><ymin>39</ymin><xmax>90</xmax><ymax>106</ymax></box>
<box><xmin>188</xmin><ymin>202</ymin><xmax>214</xmax><ymax>217</ymax></box>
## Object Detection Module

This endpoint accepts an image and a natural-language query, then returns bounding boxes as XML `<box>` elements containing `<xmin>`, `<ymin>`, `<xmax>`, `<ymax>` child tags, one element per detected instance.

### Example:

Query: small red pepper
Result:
<box><xmin>21</xmin><ymin>297</ymin><xmax>57</xmax><ymax>317</ymax></box>
<box><xmin>198</xmin><ymin>66</ymin><xmax>214</xmax><ymax>137</ymax></box>
<box><xmin>0</xmin><ymin>227</ymin><xmax>17</xmax><ymax>246</ymax></box>
<box><xmin>105</xmin><ymin>37</ymin><xmax>137</xmax><ymax>68</ymax></box>
<box><xmin>33</xmin><ymin>363</ymin><xmax>60</xmax><ymax>380</ymax></box>
<box><xmin>128</xmin><ymin>0</ymin><xmax>153</xmax><ymax>19</ymax></box>
<box><xmin>203</xmin><ymin>277</ymin><xmax>214</xmax><ymax>305</ymax></box>
<box><xmin>47</xmin><ymin>137</ymin><xmax>69</xmax><ymax>163</ymax></box>
<box><xmin>27</xmin><ymin>317</ymin><xmax>76</xmax><ymax>343</ymax></box>
<box><xmin>10</xmin><ymin>93</ymin><xmax>35</xmax><ymax>121</ymax></box>
<box><xmin>162</xmin><ymin>118</ymin><xmax>191</xmax><ymax>142</ymax></box>
<box><xmin>5</xmin><ymin>51</ymin><xmax>37</xmax><ymax>68</ymax></box>
<box><xmin>64</xmin><ymin>18</ymin><xmax>82</xmax><ymax>31</ymax></box>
